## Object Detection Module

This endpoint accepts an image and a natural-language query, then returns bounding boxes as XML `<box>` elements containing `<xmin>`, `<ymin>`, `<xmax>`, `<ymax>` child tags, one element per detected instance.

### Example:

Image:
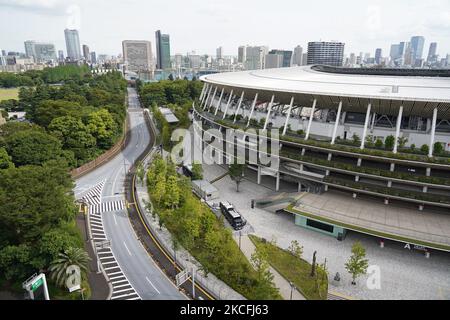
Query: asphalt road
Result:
<box><xmin>75</xmin><ymin>87</ymin><xmax>186</xmax><ymax>300</ymax></box>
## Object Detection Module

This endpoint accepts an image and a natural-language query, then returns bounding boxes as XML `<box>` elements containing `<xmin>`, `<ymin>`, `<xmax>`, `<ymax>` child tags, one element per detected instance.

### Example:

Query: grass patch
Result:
<box><xmin>286</xmin><ymin>205</ymin><xmax>450</xmax><ymax>252</ymax></box>
<box><xmin>0</xmin><ymin>88</ymin><xmax>19</xmax><ymax>101</ymax></box>
<box><xmin>249</xmin><ymin>235</ymin><xmax>328</xmax><ymax>300</ymax></box>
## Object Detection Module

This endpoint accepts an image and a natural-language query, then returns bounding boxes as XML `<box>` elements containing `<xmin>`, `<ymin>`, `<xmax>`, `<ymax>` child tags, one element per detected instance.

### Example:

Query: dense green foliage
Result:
<box><xmin>0</xmin><ymin>66</ymin><xmax>126</xmax><ymax>298</ymax></box>
<box><xmin>249</xmin><ymin>235</ymin><xmax>328</xmax><ymax>300</ymax></box>
<box><xmin>0</xmin><ymin>65</ymin><xmax>91</xmax><ymax>88</ymax></box>
<box><xmin>147</xmin><ymin>156</ymin><xmax>281</xmax><ymax>300</ymax></box>
<box><xmin>139</xmin><ymin>79</ymin><xmax>202</xmax><ymax>151</ymax></box>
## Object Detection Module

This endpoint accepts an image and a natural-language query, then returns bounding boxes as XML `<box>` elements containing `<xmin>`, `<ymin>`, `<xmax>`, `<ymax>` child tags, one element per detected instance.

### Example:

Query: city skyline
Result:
<box><xmin>1</xmin><ymin>0</ymin><xmax>449</xmax><ymax>57</ymax></box>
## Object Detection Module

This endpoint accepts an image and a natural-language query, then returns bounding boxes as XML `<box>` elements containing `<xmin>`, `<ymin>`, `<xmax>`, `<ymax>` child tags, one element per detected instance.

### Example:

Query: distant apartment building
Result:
<box><xmin>122</xmin><ymin>40</ymin><xmax>153</xmax><ymax>72</ymax></box>
<box><xmin>292</xmin><ymin>45</ymin><xmax>303</xmax><ymax>66</ymax></box>
<box><xmin>24</xmin><ymin>41</ymin><xmax>57</xmax><ymax>63</ymax></box>
<box><xmin>265</xmin><ymin>53</ymin><xmax>284</xmax><ymax>69</ymax></box>
<box><xmin>238</xmin><ymin>46</ymin><xmax>247</xmax><ymax>64</ymax></box>
<box><xmin>216</xmin><ymin>47</ymin><xmax>223</xmax><ymax>60</ymax></box>
<box><xmin>307</xmin><ymin>41</ymin><xmax>345</xmax><ymax>66</ymax></box>
<box><xmin>268</xmin><ymin>49</ymin><xmax>292</xmax><ymax>68</ymax></box>
<box><xmin>410</xmin><ymin>36</ymin><xmax>425</xmax><ymax>61</ymax></box>
<box><xmin>245</xmin><ymin>46</ymin><xmax>268</xmax><ymax>70</ymax></box>
<box><xmin>64</xmin><ymin>29</ymin><xmax>82</xmax><ymax>61</ymax></box>
<box><xmin>155</xmin><ymin>30</ymin><xmax>171</xmax><ymax>70</ymax></box>
<box><xmin>427</xmin><ymin>42</ymin><xmax>438</xmax><ymax>63</ymax></box>
<box><xmin>82</xmin><ymin>45</ymin><xmax>90</xmax><ymax>62</ymax></box>
<box><xmin>375</xmin><ymin>48</ymin><xmax>382</xmax><ymax>64</ymax></box>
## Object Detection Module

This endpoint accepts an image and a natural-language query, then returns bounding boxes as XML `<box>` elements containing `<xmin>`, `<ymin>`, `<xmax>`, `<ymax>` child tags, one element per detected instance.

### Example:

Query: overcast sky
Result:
<box><xmin>1</xmin><ymin>0</ymin><xmax>449</xmax><ymax>58</ymax></box>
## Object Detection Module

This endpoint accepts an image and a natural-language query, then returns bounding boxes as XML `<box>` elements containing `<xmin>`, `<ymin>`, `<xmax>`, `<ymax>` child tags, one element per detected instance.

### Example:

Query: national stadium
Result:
<box><xmin>193</xmin><ymin>65</ymin><xmax>450</xmax><ymax>252</ymax></box>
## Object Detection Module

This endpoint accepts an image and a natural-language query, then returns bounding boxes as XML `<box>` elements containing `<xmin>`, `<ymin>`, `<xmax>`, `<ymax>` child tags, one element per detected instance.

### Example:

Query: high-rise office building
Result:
<box><xmin>265</xmin><ymin>53</ymin><xmax>284</xmax><ymax>69</ymax></box>
<box><xmin>307</xmin><ymin>41</ymin><xmax>345</xmax><ymax>66</ymax></box>
<box><xmin>24</xmin><ymin>41</ymin><xmax>56</xmax><ymax>63</ymax></box>
<box><xmin>82</xmin><ymin>45</ymin><xmax>90</xmax><ymax>62</ymax></box>
<box><xmin>238</xmin><ymin>46</ymin><xmax>247</xmax><ymax>64</ymax></box>
<box><xmin>58</xmin><ymin>50</ymin><xmax>65</xmax><ymax>62</ymax></box>
<box><xmin>216</xmin><ymin>47</ymin><xmax>223</xmax><ymax>60</ymax></box>
<box><xmin>24</xmin><ymin>40</ymin><xmax>36</xmax><ymax>59</ymax></box>
<box><xmin>122</xmin><ymin>40</ymin><xmax>153</xmax><ymax>72</ymax></box>
<box><xmin>155</xmin><ymin>30</ymin><xmax>171</xmax><ymax>70</ymax></box>
<box><xmin>410</xmin><ymin>36</ymin><xmax>425</xmax><ymax>61</ymax></box>
<box><xmin>268</xmin><ymin>50</ymin><xmax>292</xmax><ymax>68</ymax></box>
<box><xmin>90</xmin><ymin>52</ymin><xmax>97</xmax><ymax>64</ymax></box>
<box><xmin>375</xmin><ymin>48</ymin><xmax>382</xmax><ymax>64</ymax></box>
<box><xmin>292</xmin><ymin>45</ymin><xmax>303</xmax><ymax>66</ymax></box>
<box><xmin>64</xmin><ymin>29</ymin><xmax>82</xmax><ymax>61</ymax></box>
<box><xmin>1</xmin><ymin>50</ymin><xmax>6</xmax><ymax>57</ymax></box>
<box><xmin>245</xmin><ymin>46</ymin><xmax>268</xmax><ymax>70</ymax></box>
<box><xmin>390</xmin><ymin>44</ymin><xmax>400</xmax><ymax>61</ymax></box>
<box><xmin>427</xmin><ymin>42</ymin><xmax>438</xmax><ymax>63</ymax></box>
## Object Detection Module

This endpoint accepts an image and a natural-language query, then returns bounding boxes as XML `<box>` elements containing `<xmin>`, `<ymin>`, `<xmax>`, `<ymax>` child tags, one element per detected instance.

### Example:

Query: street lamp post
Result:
<box><xmin>289</xmin><ymin>281</ymin><xmax>296</xmax><ymax>300</ymax></box>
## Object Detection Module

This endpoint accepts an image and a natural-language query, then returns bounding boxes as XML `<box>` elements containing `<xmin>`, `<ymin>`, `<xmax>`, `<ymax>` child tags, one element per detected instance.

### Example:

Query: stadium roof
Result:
<box><xmin>200</xmin><ymin>66</ymin><xmax>450</xmax><ymax>119</ymax></box>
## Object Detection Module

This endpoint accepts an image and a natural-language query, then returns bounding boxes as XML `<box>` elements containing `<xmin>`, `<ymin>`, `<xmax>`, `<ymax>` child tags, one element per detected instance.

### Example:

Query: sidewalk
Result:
<box><xmin>235</xmin><ymin>234</ymin><xmax>306</xmax><ymax>300</ymax></box>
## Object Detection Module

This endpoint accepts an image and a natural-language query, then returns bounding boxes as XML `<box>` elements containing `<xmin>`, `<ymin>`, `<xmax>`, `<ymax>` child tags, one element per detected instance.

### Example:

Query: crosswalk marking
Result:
<box><xmin>80</xmin><ymin>180</ymin><xmax>106</xmax><ymax>205</ymax></box>
<box><xmin>88</xmin><ymin>201</ymin><xmax>125</xmax><ymax>215</ymax></box>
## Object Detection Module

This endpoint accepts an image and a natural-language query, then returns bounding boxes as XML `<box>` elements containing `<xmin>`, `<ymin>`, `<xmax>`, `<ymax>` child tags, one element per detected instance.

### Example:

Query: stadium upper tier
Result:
<box><xmin>200</xmin><ymin>65</ymin><xmax>450</xmax><ymax>119</ymax></box>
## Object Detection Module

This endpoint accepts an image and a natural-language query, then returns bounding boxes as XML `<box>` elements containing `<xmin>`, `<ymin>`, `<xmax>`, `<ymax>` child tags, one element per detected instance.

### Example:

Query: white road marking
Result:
<box><xmin>123</xmin><ymin>241</ymin><xmax>132</xmax><ymax>256</ymax></box>
<box><xmin>146</xmin><ymin>277</ymin><xmax>161</xmax><ymax>294</ymax></box>
<box><xmin>113</xmin><ymin>214</ymin><xmax>118</xmax><ymax>226</ymax></box>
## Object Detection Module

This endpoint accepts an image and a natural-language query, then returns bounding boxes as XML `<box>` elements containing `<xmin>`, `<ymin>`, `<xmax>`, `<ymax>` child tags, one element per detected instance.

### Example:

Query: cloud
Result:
<box><xmin>0</xmin><ymin>0</ymin><xmax>69</xmax><ymax>15</ymax></box>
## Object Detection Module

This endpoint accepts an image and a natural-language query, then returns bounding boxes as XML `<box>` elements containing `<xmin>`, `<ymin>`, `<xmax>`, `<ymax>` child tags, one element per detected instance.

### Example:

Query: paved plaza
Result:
<box><xmin>202</xmin><ymin>163</ymin><xmax>450</xmax><ymax>300</ymax></box>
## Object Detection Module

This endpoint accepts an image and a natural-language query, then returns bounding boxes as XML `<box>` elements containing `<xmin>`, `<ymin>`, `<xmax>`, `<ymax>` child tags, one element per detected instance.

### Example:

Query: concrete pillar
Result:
<box><xmin>282</xmin><ymin>97</ymin><xmax>295</xmax><ymax>136</ymax></box>
<box><xmin>393</xmin><ymin>106</ymin><xmax>403</xmax><ymax>154</ymax></box>
<box><xmin>222</xmin><ymin>90</ymin><xmax>234</xmax><ymax>120</ymax></box>
<box><xmin>298</xmin><ymin>183</ymin><xmax>303</xmax><ymax>192</ymax></box>
<box><xmin>257</xmin><ymin>166</ymin><xmax>262</xmax><ymax>185</ymax></box>
<box><xmin>246</xmin><ymin>93</ymin><xmax>259</xmax><ymax>127</ymax></box>
<box><xmin>355</xmin><ymin>176</ymin><xmax>360</xmax><ymax>182</ymax></box>
<box><xmin>357</xmin><ymin>158</ymin><xmax>362</xmax><ymax>167</ymax></box>
<box><xmin>390</xmin><ymin>163</ymin><xmax>395</xmax><ymax>172</ymax></box>
<box><xmin>263</xmin><ymin>95</ymin><xmax>275</xmax><ymax>131</ymax></box>
<box><xmin>423</xmin><ymin>186</ymin><xmax>428</xmax><ymax>193</ymax></box>
<box><xmin>214</xmin><ymin>88</ymin><xmax>225</xmax><ymax>116</ymax></box>
<box><xmin>384</xmin><ymin>199</ymin><xmax>389</xmax><ymax>205</ymax></box>
<box><xmin>276</xmin><ymin>172</ymin><xmax>280</xmax><ymax>191</ymax></box>
<box><xmin>429</xmin><ymin>108</ymin><xmax>438</xmax><ymax>157</ymax></box>
<box><xmin>305</xmin><ymin>99</ymin><xmax>317</xmax><ymax>140</ymax></box>
<box><xmin>301</xmin><ymin>148</ymin><xmax>306</xmax><ymax>156</ymax></box>
<box><xmin>331</xmin><ymin>101</ymin><xmax>343</xmax><ymax>144</ymax></box>
<box><xmin>199</xmin><ymin>83</ymin><xmax>207</xmax><ymax>101</ymax></box>
<box><xmin>234</xmin><ymin>91</ymin><xmax>245</xmax><ymax>123</ymax></box>
<box><xmin>361</xmin><ymin>103</ymin><xmax>372</xmax><ymax>149</ymax></box>
<box><xmin>208</xmin><ymin>86</ymin><xmax>218</xmax><ymax>111</ymax></box>
<box><xmin>327</xmin><ymin>153</ymin><xmax>332</xmax><ymax>161</ymax></box>
<box><xmin>326</xmin><ymin>170</ymin><xmax>330</xmax><ymax>176</ymax></box>
<box><xmin>387</xmin><ymin>181</ymin><xmax>392</xmax><ymax>188</ymax></box>
<box><xmin>203</xmin><ymin>85</ymin><xmax>213</xmax><ymax>109</ymax></box>
<box><xmin>324</xmin><ymin>185</ymin><xmax>329</xmax><ymax>192</ymax></box>
<box><xmin>426</xmin><ymin>167</ymin><xmax>431</xmax><ymax>177</ymax></box>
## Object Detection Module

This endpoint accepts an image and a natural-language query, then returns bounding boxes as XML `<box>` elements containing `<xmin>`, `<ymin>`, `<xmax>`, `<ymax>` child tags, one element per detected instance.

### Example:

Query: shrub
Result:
<box><xmin>433</xmin><ymin>142</ymin><xmax>444</xmax><ymax>155</ymax></box>
<box><xmin>420</xmin><ymin>144</ymin><xmax>429</xmax><ymax>155</ymax></box>
<box><xmin>352</xmin><ymin>134</ymin><xmax>361</xmax><ymax>145</ymax></box>
<box><xmin>375</xmin><ymin>138</ymin><xmax>384</xmax><ymax>149</ymax></box>
<box><xmin>385</xmin><ymin>135</ymin><xmax>395</xmax><ymax>151</ymax></box>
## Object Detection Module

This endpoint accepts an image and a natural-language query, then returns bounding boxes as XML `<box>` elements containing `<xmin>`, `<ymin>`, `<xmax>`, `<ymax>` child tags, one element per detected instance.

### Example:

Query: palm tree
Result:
<box><xmin>49</xmin><ymin>247</ymin><xmax>90</xmax><ymax>287</ymax></box>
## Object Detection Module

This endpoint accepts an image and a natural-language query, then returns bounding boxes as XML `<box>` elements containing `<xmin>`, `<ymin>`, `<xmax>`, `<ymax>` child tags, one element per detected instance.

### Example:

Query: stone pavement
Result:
<box><xmin>234</xmin><ymin>234</ymin><xmax>306</xmax><ymax>300</ymax></box>
<box><xmin>202</xmin><ymin>163</ymin><xmax>450</xmax><ymax>300</ymax></box>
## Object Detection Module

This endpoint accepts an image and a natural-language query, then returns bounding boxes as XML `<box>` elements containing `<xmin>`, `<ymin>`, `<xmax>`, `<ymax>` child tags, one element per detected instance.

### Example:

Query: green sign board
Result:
<box><xmin>31</xmin><ymin>277</ymin><xmax>44</xmax><ymax>291</ymax></box>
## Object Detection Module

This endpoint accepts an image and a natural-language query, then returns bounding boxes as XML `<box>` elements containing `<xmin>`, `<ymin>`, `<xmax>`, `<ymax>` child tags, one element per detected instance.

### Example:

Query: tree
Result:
<box><xmin>287</xmin><ymin>240</ymin><xmax>303</xmax><ymax>259</ymax></box>
<box><xmin>351</xmin><ymin>134</ymin><xmax>361</xmax><ymax>145</ymax></box>
<box><xmin>384</xmin><ymin>135</ymin><xmax>395</xmax><ymax>151</ymax></box>
<box><xmin>433</xmin><ymin>142</ymin><xmax>444</xmax><ymax>155</ymax></box>
<box><xmin>229</xmin><ymin>163</ymin><xmax>245</xmax><ymax>192</ymax></box>
<box><xmin>0</xmin><ymin>147</ymin><xmax>14</xmax><ymax>169</ymax></box>
<box><xmin>87</xmin><ymin>109</ymin><xmax>118</xmax><ymax>149</ymax></box>
<box><xmin>192</xmin><ymin>162</ymin><xmax>203</xmax><ymax>180</ymax></box>
<box><xmin>5</xmin><ymin>130</ymin><xmax>63</xmax><ymax>166</ymax></box>
<box><xmin>365</xmin><ymin>135</ymin><xmax>374</xmax><ymax>147</ymax></box>
<box><xmin>345</xmin><ymin>242</ymin><xmax>369</xmax><ymax>285</ymax></box>
<box><xmin>165</xmin><ymin>175</ymin><xmax>180</xmax><ymax>209</ymax></box>
<box><xmin>375</xmin><ymin>138</ymin><xmax>384</xmax><ymax>149</ymax></box>
<box><xmin>420</xmin><ymin>144</ymin><xmax>430</xmax><ymax>155</ymax></box>
<box><xmin>49</xmin><ymin>247</ymin><xmax>90</xmax><ymax>287</ymax></box>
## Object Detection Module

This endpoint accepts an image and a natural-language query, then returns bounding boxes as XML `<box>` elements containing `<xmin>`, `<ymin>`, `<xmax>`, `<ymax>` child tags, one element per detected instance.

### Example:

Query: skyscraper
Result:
<box><xmin>58</xmin><ymin>50</ymin><xmax>65</xmax><ymax>62</ymax></box>
<box><xmin>216</xmin><ymin>47</ymin><xmax>223</xmax><ymax>60</ymax></box>
<box><xmin>410</xmin><ymin>36</ymin><xmax>425</xmax><ymax>61</ymax></box>
<box><xmin>238</xmin><ymin>46</ymin><xmax>247</xmax><ymax>64</ymax></box>
<box><xmin>155</xmin><ymin>30</ymin><xmax>171</xmax><ymax>70</ymax></box>
<box><xmin>292</xmin><ymin>45</ymin><xmax>303</xmax><ymax>66</ymax></box>
<box><xmin>375</xmin><ymin>48</ymin><xmax>382</xmax><ymax>64</ymax></box>
<box><xmin>24</xmin><ymin>40</ymin><xmax>36</xmax><ymax>59</ymax></box>
<box><xmin>427</xmin><ymin>42</ymin><xmax>438</xmax><ymax>63</ymax></box>
<box><xmin>82</xmin><ymin>45</ymin><xmax>90</xmax><ymax>62</ymax></box>
<box><xmin>90</xmin><ymin>52</ymin><xmax>97</xmax><ymax>64</ymax></box>
<box><xmin>307</xmin><ymin>41</ymin><xmax>345</xmax><ymax>66</ymax></box>
<box><xmin>64</xmin><ymin>29</ymin><xmax>82</xmax><ymax>61</ymax></box>
<box><xmin>268</xmin><ymin>50</ymin><xmax>292</xmax><ymax>68</ymax></box>
<box><xmin>245</xmin><ymin>46</ymin><xmax>268</xmax><ymax>70</ymax></box>
<box><xmin>122</xmin><ymin>40</ymin><xmax>153</xmax><ymax>72</ymax></box>
<box><xmin>24</xmin><ymin>41</ymin><xmax>56</xmax><ymax>63</ymax></box>
<box><xmin>264</xmin><ymin>53</ymin><xmax>284</xmax><ymax>69</ymax></box>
